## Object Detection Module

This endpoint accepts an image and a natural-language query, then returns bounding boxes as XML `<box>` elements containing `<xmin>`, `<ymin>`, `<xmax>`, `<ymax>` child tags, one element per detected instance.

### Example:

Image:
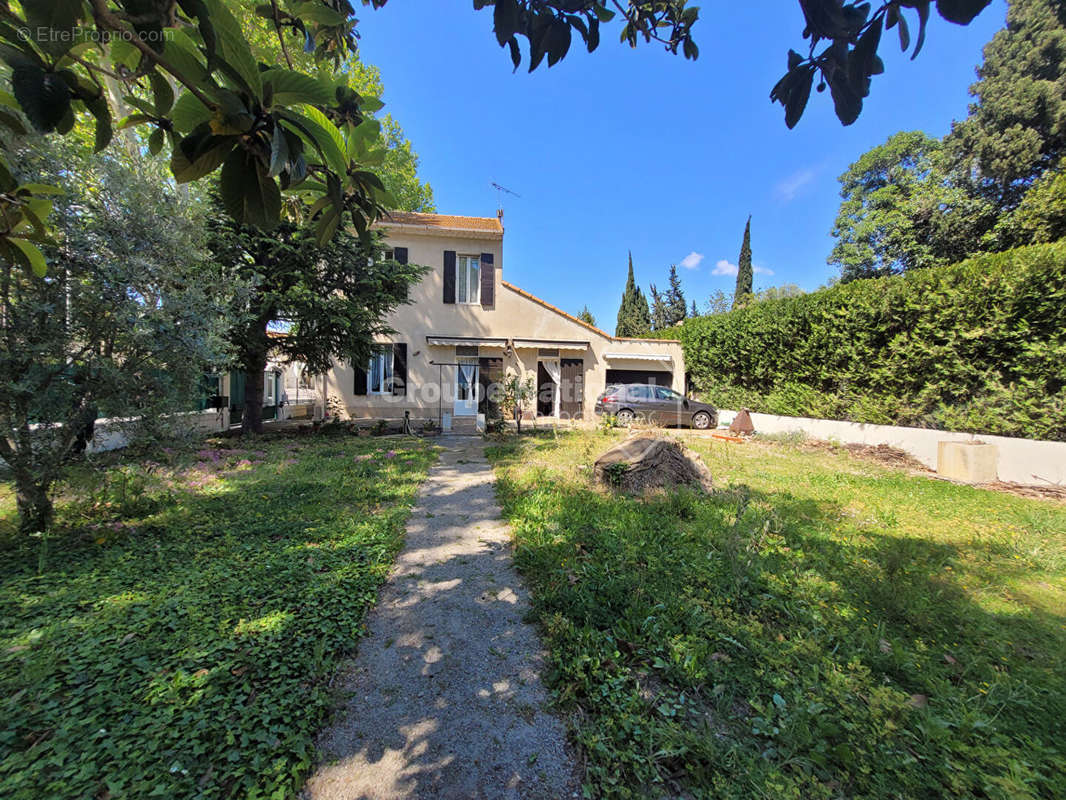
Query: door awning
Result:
<box><xmin>512</xmin><ymin>339</ymin><xmax>589</xmax><ymax>351</ymax></box>
<box><xmin>426</xmin><ymin>336</ymin><xmax>508</xmax><ymax>347</ymax></box>
<box><xmin>603</xmin><ymin>352</ymin><xmax>674</xmax><ymax>363</ymax></box>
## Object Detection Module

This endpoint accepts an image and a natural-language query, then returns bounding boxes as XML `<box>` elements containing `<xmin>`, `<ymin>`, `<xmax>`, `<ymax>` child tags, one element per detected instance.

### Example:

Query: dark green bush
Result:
<box><xmin>682</xmin><ymin>242</ymin><xmax>1066</xmax><ymax>440</ymax></box>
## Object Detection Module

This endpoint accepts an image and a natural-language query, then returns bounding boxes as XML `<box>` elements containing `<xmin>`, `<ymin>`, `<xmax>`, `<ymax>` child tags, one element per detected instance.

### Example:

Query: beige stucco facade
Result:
<box><xmin>319</xmin><ymin>212</ymin><xmax>685</xmax><ymax>426</ymax></box>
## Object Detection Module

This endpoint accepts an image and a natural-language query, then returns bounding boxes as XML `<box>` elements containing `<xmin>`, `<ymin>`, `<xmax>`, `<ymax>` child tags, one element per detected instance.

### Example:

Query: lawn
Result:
<box><xmin>0</xmin><ymin>434</ymin><xmax>436</xmax><ymax>799</ymax></box>
<box><xmin>486</xmin><ymin>430</ymin><xmax>1066</xmax><ymax>799</ymax></box>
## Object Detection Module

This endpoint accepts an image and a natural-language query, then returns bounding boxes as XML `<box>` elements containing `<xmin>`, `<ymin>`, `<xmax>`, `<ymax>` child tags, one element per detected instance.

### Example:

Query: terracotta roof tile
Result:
<box><xmin>380</xmin><ymin>211</ymin><xmax>503</xmax><ymax>233</ymax></box>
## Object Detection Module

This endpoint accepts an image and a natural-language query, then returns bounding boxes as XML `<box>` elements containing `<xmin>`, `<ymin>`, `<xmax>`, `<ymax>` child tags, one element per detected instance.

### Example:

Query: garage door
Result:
<box><xmin>605</xmin><ymin>369</ymin><xmax>673</xmax><ymax>387</ymax></box>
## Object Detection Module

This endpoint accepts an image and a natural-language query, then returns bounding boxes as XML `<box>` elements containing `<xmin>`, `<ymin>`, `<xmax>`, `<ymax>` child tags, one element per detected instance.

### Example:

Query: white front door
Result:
<box><xmin>454</xmin><ymin>360</ymin><xmax>479</xmax><ymax>417</ymax></box>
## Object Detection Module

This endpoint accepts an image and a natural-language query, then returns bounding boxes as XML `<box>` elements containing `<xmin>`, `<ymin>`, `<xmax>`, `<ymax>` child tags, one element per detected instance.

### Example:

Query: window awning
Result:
<box><xmin>603</xmin><ymin>352</ymin><xmax>674</xmax><ymax>363</ymax></box>
<box><xmin>426</xmin><ymin>336</ymin><xmax>508</xmax><ymax>347</ymax></box>
<box><xmin>511</xmin><ymin>339</ymin><xmax>589</xmax><ymax>351</ymax></box>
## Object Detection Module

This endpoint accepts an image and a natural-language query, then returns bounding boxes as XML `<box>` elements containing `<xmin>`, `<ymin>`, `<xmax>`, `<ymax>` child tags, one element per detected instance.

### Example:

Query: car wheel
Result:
<box><xmin>692</xmin><ymin>411</ymin><xmax>712</xmax><ymax>430</ymax></box>
<box><xmin>616</xmin><ymin>408</ymin><xmax>635</xmax><ymax>426</ymax></box>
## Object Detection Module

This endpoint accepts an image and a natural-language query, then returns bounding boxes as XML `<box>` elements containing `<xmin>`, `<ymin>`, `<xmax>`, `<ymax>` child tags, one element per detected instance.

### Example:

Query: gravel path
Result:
<box><xmin>303</xmin><ymin>437</ymin><xmax>579</xmax><ymax>800</ymax></box>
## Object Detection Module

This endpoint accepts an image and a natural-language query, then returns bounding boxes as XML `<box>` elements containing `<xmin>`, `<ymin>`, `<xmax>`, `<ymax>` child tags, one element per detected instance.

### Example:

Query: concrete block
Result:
<box><xmin>937</xmin><ymin>441</ymin><xmax>998</xmax><ymax>483</ymax></box>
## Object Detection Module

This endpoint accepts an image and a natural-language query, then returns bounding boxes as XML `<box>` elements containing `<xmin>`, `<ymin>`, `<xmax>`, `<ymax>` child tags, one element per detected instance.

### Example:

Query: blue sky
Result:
<box><xmin>357</xmin><ymin>0</ymin><xmax>1007</xmax><ymax>329</ymax></box>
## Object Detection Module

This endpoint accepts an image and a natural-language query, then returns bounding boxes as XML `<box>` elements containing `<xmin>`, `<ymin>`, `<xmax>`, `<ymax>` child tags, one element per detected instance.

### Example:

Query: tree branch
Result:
<box><xmin>270</xmin><ymin>0</ymin><xmax>295</xmax><ymax>70</ymax></box>
<box><xmin>89</xmin><ymin>0</ymin><xmax>218</xmax><ymax>111</ymax></box>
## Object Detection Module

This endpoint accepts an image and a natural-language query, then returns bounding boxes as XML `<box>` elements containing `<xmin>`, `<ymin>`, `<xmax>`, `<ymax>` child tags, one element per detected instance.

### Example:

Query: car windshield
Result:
<box><xmin>602</xmin><ymin>385</ymin><xmax>621</xmax><ymax>396</ymax></box>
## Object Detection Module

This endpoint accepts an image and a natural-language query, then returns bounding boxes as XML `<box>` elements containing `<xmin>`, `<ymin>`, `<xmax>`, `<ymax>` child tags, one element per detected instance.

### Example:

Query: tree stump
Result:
<box><xmin>594</xmin><ymin>434</ymin><xmax>714</xmax><ymax>493</ymax></box>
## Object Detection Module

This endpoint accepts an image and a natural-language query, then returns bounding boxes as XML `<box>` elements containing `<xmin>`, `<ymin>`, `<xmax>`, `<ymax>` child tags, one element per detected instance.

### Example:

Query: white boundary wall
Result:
<box><xmin>717</xmin><ymin>410</ymin><xmax>1066</xmax><ymax>487</ymax></box>
<box><xmin>88</xmin><ymin>409</ymin><xmax>230</xmax><ymax>454</ymax></box>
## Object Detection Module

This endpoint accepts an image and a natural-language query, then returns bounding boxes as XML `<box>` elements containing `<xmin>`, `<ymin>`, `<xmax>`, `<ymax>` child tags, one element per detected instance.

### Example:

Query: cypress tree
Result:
<box><xmin>578</xmin><ymin>305</ymin><xmax>597</xmax><ymax>327</ymax></box>
<box><xmin>632</xmin><ymin>286</ymin><xmax>651</xmax><ymax>336</ymax></box>
<box><xmin>733</xmin><ymin>216</ymin><xmax>753</xmax><ymax>308</ymax></box>
<box><xmin>690</xmin><ymin>298</ymin><xmax>698</xmax><ymax>318</ymax></box>
<box><xmin>615</xmin><ymin>251</ymin><xmax>640</xmax><ymax>336</ymax></box>
<box><xmin>666</xmin><ymin>264</ymin><xmax>687</xmax><ymax>325</ymax></box>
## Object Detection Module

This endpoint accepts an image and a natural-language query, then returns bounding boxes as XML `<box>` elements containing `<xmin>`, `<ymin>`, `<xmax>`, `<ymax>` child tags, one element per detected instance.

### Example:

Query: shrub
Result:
<box><xmin>681</xmin><ymin>243</ymin><xmax>1066</xmax><ymax>440</ymax></box>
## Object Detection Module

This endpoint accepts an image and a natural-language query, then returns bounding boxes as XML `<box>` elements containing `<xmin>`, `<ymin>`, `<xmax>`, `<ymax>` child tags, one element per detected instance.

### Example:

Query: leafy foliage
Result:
<box><xmin>771</xmin><ymin>0</ymin><xmax>993</xmax><ymax>127</ymax></box>
<box><xmin>945</xmin><ymin>0</ymin><xmax>1066</xmax><ymax>207</ymax></box>
<box><xmin>829</xmin><ymin>131</ymin><xmax>996</xmax><ymax>281</ymax></box>
<box><xmin>830</xmin><ymin>1</ymin><xmax>1066</xmax><ymax>280</ymax></box>
<box><xmin>665</xmin><ymin>263</ymin><xmax>687</xmax><ymax>326</ymax></box>
<box><xmin>0</xmin><ymin>434</ymin><xmax>436</xmax><ymax>799</ymax></box>
<box><xmin>488</xmin><ymin>430</ymin><xmax>1066</xmax><ymax>798</ymax></box>
<box><xmin>499</xmin><ymin>373</ymin><xmax>535</xmax><ymax>432</ymax></box>
<box><xmin>681</xmin><ymin>242</ymin><xmax>1066</xmax><ymax>441</ymax></box>
<box><xmin>614</xmin><ymin>251</ymin><xmax>651</xmax><ymax>337</ymax></box>
<box><xmin>649</xmin><ymin>266</ymin><xmax>688</xmax><ymax>331</ymax></box>
<box><xmin>0</xmin><ymin>136</ymin><xmax>226</xmax><ymax>533</ymax></box>
<box><xmin>649</xmin><ymin>283</ymin><xmax>668</xmax><ymax>331</ymax></box>
<box><xmin>577</xmin><ymin>304</ymin><xmax>597</xmax><ymax>327</ymax></box>
<box><xmin>206</xmin><ymin>197</ymin><xmax>426</xmax><ymax>433</ymax></box>
<box><xmin>0</xmin><ymin>0</ymin><xmax>394</xmax><ymax>273</ymax></box>
<box><xmin>0</xmin><ymin>1</ymin><xmax>995</xmax><ymax>272</ymax></box>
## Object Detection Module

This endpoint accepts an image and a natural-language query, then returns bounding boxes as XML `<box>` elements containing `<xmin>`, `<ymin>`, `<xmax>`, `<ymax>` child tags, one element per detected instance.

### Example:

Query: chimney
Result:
<box><xmin>497</xmin><ymin>208</ymin><xmax>504</xmax><ymax>228</ymax></box>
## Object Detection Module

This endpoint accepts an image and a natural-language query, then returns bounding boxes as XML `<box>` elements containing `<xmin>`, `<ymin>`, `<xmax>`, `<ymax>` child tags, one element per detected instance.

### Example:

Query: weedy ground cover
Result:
<box><xmin>0</xmin><ymin>434</ymin><xmax>435</xmax><ymax>799</ymax></box>
<box><xmin>487</xmin><ymin>430</ymin><xmax>1066</xmax><ymax>799</ymax></box>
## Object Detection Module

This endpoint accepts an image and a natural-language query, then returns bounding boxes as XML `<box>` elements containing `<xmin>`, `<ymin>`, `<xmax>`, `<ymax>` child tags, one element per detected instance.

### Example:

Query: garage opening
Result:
<box><xmin>605</xmin><ymin>369</ymin><xmax>673</xmax><ymax>387</ymax></box>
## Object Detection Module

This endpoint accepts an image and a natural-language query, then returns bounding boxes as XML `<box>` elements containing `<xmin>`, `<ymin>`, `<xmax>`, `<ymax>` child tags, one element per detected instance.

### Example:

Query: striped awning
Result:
<box><xmin>511</xmin><ymin>339</ymin><xmax>589</xmax><ymax>351</ymax></box>
<box><xmin>603</xmin><ymin>352</ymin><xmax>674</xmax><ymax>363</ymax></box>
<box><xmin>426</xmin><ymin>336</ymin><xmax>508</xmax><ymax>347</ymax></box>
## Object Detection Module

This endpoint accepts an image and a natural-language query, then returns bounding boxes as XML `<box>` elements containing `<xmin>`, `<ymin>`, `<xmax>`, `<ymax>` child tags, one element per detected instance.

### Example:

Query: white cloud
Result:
<box><xmin>711</xmin><ymin>260</ymin><xmax>774</xmax><ymax>278</ymax></box>
<box><xmin>774</xmin><ymin>167</ymin><xmax>817</xmax><ymax>202</ymax></box>
<box><xmin>680</xmin><ymin>251</ymin><xmax>704</xmax><ymax>270</ymax></box>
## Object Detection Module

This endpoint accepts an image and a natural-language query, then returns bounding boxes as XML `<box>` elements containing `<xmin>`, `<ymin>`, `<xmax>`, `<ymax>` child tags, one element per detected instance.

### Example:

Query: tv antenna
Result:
<box><xmin>491</xmin><ymin>181</ymin><xmax>521</xmax><ymax>208</ymax></box>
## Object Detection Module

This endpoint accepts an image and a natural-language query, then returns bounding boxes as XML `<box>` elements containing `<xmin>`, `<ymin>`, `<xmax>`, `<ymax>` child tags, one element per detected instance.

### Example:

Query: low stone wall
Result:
<box><xmin>717</xmin><ymin>410</ymin><xmax>1066</xmax><ymax>487</ymax></box>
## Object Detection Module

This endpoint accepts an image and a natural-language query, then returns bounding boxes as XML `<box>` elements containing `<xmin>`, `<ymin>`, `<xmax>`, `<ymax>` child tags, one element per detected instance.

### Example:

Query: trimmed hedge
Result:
<box><xmin>681</xmin><ymin>242</ymin><xmax>1066</xmax><ymax>441</ymax></box>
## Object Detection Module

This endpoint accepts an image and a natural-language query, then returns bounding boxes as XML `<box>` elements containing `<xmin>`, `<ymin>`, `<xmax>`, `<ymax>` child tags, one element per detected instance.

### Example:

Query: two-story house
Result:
<box><xmin>319</xmin><ymin>211</ymin><xmax>686</xmax><ymax>431</ymax></box>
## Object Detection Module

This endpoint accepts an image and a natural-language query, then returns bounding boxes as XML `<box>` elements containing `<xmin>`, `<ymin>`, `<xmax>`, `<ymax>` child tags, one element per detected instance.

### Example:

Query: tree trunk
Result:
<box><xmin>241</xmin><ymin>339</ymin><xmax>268</xmax><ymax>435</ymax></box>
<box><xmin>15</xmin><ymin>472</ymin><xmax>53</xmax><ymax>535</ymax></box>
<box><xmin>241</xmin><ymin>349</ymin><xmax>268</xmax><ymax>435</ymax></box>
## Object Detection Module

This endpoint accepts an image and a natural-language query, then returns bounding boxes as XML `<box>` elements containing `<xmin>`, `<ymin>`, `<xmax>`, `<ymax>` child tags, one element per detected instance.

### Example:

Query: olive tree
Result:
<box><xmin>0</xmin><ymin>137</ymin><xmax>226</xmax><ymax>534</ymax></box>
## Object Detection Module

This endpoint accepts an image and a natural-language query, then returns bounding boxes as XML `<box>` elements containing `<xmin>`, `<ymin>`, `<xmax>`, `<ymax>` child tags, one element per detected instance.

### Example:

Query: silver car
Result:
<box><xmin>594</xmin><ymin>384</ymin><xmax>718</xmax><ymax>429</ymax></box>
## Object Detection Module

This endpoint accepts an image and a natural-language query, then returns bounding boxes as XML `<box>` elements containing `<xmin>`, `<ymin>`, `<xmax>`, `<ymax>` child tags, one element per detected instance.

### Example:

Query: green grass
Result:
<box><xmin>0</xmin><ymin>434</ymin><xmax>436</xmax><ymax>799</ymax></box>
<box><xmin>486</xmin><ymin>431</ymin><xmax>1066</xmax><ymax>799</ymax></box>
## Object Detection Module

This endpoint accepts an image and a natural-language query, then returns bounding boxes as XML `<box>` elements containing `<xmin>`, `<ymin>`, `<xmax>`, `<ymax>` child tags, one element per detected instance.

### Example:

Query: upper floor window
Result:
<box><xmin>456</xmin><ymin>255</ymin><xmax>480</xmax><ymax>304</ymax></box>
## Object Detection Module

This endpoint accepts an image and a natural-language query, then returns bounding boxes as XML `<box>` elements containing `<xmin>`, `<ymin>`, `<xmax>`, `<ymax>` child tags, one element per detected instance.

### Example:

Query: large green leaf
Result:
<box><xmin>171</xmin><ymin>127</ymin><xmax>235</xmax><ymax>183</ymax></box>
<box><xmin>204</xmin><ymin>0</ymin><xmax>262</xmax><ymax>98</ymax></box>
<box><xmin>84</xmin><ymin>94</ymin><xmax>113</xmax><ymax>152</ymax></box>
<box><xmin>10</xmin><ymin>65</ymin><xmax>71</xmax><ymax>133</ymax></box>
<box><xmin>170</xmin><ymin>90</ymin><xmax>214</xmax><ymax>134</ymax></box>
<box><xmin>278</xmin><ymin>106</ymin><xmax>348</xmax><ymax>176</ymax></box>
<box><xmin>935</xmin><ymin>0</ymin><xmax>992</xmax><ymax>25</ymax></box>
<box><xmin>261</xmin><ymin>69</ymin><xmax>335</xmax><ymax>107</ymax></box>
<box><xmin>220</xmin><ymin>148</ymin><xmax>281</xmax><ymax>229</ymax></box>
<box><xmin>292</xmin><ymin>2</ymin><xmax>349</xmax><ymax>26</ymax></box>
<box><xmin>21</xmin><ymin>0</ymin><xmax>83</xmax><ymax>58</ymax></box>
<box><xmin>9</xmin><ymin>237</ymin><xmax>47</xmax><ymax>276</ymax></box>
<box><xmin>159</xmin><ymin>30</ymin><xmax>209</xmax><ymax>85</ymax></box>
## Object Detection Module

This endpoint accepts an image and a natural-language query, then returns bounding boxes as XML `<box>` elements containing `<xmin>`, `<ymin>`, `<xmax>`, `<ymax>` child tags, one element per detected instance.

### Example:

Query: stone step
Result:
<box><xmin>448</xmin><ymin>416</ymin><xmax>479</xmax><ymax>435</ymax></box>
